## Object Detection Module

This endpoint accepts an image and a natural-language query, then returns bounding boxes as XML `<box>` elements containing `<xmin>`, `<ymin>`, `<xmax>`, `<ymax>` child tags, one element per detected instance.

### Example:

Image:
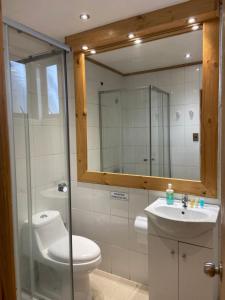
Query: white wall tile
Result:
<box><xmin>93</xmin><ymin>212</ymin><xmax>111</xmax><ymax>243</ymax></box>
<box><xmin>129</xmin><ymin>189</ymin><xmax>148</xmax><ymax>219</ymax></box>
<box><xmin>110</xmin><ymin>216</ymin><xmax>128</xmax><ymax>249</ymax></box>
<box><xmin>71</xmin><ymin>208</ymin><xmax>94</xmax><ymax>240</ymax></box>
<box><xmin>110</xmin><ymin>246</ymin><xmax>129</xmax><ymax>279</ymax></box>
<box><xmin>110</xmin><ymin>199</ymin><xmax>129</xmax><ymax>218</ymax></box>
<box><xmin>96</xmin><ymin>241</ymin><xmax>111</xmax><ymax>273</ymax></box>
<box><xmin>129</xmin><ymin>251</ymin><xmax>148</xmax><ymax>285</ymax></box>
<box><xmin>92</xmin><ymin>189</ymin><xmax>110</xmax><ymax>215</ymax></box>
<box><xmin>71</xmin><ymin>184</ymin><xmax>92</xmax><ymax>211</ymax></box>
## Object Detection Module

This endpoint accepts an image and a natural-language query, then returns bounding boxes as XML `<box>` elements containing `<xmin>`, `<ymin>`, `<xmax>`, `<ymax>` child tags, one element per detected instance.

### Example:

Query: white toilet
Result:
<box><xmin>22</xmin><ymin>210</ymin><xmax>101</xmax><ymax>300</ymax></box>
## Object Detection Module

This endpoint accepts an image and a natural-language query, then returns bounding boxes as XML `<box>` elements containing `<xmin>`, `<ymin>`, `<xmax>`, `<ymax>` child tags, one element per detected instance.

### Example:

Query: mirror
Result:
<box><xmin>86</xmin><ymin>30</ymin><xmax>203</xmax><ymax>180</ymax></box>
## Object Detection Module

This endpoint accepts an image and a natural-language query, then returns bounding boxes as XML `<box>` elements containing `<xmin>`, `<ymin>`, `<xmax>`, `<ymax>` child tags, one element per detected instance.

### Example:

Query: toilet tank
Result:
<box><xmin>22</xmin><ymin>210</ymin><xmax>68</xmax><ymax>256</ymax></box>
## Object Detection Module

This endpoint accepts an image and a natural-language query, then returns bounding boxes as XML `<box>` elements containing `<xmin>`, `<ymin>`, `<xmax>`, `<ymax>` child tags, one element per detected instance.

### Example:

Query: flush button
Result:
<box><xmin>40</xmin><ymin>214</ymin><xmax>48</xmax><ymax>219</ymax></box>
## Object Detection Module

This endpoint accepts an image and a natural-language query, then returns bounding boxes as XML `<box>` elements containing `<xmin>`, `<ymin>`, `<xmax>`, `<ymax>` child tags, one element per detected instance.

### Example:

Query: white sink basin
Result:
<box><xmin>145</xmin><ymin>198</ymin><xmax>220</xmax><ymax>238</ymax></box>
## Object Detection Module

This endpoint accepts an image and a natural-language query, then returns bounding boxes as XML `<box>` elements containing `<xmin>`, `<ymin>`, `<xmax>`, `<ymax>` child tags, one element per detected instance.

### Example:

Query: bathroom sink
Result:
<box><xmin>40</xmin><ymin>187</ymin><xmax>67</xmax><ymax>200</ymax></box>
<box><xmin>145</xmin><ymin>198</ymin><xmax>220</xmax><ymax>238</ymax></box>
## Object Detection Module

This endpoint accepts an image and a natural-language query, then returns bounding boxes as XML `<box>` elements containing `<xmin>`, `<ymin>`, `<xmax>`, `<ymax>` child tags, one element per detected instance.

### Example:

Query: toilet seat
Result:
<box><xmin>48</xmin><ymin>235</ymin><xmax>101</xmax><ymax>264</ymax></box>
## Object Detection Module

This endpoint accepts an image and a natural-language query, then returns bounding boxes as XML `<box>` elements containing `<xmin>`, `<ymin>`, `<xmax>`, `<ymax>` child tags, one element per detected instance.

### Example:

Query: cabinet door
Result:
<box><xmin>179</xmin><ymin>243</ymin><xmax>214</xmax><ymax>300</ymax></box>
<box><xmin>149</xmin><ymin>235</ymin><xmax>178</xmax><ymax>300</ymax></box>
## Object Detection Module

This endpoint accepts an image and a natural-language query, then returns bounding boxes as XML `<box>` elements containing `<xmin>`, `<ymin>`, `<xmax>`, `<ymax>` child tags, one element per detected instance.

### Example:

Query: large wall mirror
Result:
<box><xmin>66</xmin><ymin>0</ymin><xmax>219</xmax><ymax>197</ymax></box>
<box><xmin>86</xmin><ymin>30</ymin><xmax>202</xmax><ymax>181</ymax></box>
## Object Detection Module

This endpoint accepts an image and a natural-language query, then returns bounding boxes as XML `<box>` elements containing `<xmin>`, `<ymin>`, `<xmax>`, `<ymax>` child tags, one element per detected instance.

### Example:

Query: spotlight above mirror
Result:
<box><xmin>82</xmin><ymin>45</ymin><xmax>89</xmax><ymax>51</ymax></box>
<box><xmin>192</xmin><ymin>24</ymin><xmax>200</xmax><ymax>31</ymax></box>
<box><xmin>128</xmin><ymin>33</ymin><xmax>135</xmax><ymax>39</ymax></box>
<box><xmin>134</xmin><ymin>38</ymin><xmax>142</xmax><ymax>45</ymax></box>
<box><xmin>80</xmin><ymin>13</ymin><xmax>90</xmax><ymax>21</ymax></box>
<box><xmin>188</xmin><ymin>17</ymin><xmax>196</xmax><ymax>24</ymax></box>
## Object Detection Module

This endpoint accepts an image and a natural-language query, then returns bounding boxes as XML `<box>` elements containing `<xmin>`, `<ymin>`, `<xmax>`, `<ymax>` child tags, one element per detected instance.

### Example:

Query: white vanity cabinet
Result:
<box><xmin>179</xmin><ymin>243</ymin><xmax>214</xmax><ymax>300</ymax></box>
<box><xmin>149</xmin><ymin>235</ymin><xmax>178</xmax><ymax>300</ymax></box>
<box><xmin>149</xmin><ymin>235</ymin><xmax>214</xmax><ymax>300</ymax></box>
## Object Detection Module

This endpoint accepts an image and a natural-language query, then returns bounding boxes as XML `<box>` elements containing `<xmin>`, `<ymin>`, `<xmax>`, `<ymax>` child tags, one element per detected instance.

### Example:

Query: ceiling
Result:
<box><xmin>2</xmin><ymin>0</ymin><xmax>188</xmax><ymax>41</ymax></box>
<box><xmin>91</xmin><ymin>30</ymin><xmax>202</xmax><ymax>74</ymax></box>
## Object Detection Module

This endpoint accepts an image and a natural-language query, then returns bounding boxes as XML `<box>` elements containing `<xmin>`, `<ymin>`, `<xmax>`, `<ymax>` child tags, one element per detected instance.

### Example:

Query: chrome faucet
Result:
<box><xmin>182</xmin><ymin>194</ymin><xmax>189</xmax><ymax>208</ymax></box>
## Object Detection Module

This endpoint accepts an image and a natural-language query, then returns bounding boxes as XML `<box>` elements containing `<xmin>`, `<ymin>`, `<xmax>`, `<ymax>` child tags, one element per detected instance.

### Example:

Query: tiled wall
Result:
<box><xmin>124</xmin><ymin>64</ymin><xmax>202</xmax><ymax>180</ymax></box>
<box><xmin>86</xmin><ymin>60</ymin><xmax>123</xmax><ymax>171</ymax></box>
<box><xmin>100</xmin><ymin>90</ymin><xmax>121</xmax><ymax>172</ymax></box>
<box><xmin>121</xmin><ymin>88</ymin><xmax>150</xmax><ymax>175</ymax></box>
<box><xmin>68</xmin><ymin>55</ymin><xmax>149</xmax><ymax>284</ymax></box>
<box><xmin>86</xmin><ymin>60</ymin><xmax>201</xmax><ymax>180</ymax></box>
<box><xmin>67</xmin><ymin>55</ymin><xmax>210</xmax><ymax>285</ymax></box>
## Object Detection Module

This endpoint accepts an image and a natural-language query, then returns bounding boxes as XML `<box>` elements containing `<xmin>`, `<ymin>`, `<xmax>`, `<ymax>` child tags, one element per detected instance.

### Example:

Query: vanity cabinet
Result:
<box><xmin>179</xmin><ymin>243</ymin><xmax>214</xmax><ymax>300</ymax></box>
<box><xmin>149</xmin><ymin>236</ymin><xmax>178</xmax><ymax>300</ymax></box>
<box><xmin>149</xmin><ymin>235</ymin><xmax>214</xmax><ymax>300</ymax></box>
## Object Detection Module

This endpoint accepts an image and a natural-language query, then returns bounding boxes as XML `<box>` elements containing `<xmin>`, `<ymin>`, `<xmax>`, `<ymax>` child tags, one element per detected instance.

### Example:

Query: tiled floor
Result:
<box><xmin>90</xmin><ymin>269</ymin><xmax>149</xmax><ymax>300</ymax></box>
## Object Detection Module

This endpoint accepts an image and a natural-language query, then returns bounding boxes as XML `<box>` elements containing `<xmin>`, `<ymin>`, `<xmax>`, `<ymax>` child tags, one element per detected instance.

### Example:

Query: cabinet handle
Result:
<box><xmin>171</xmin><ymin>250</ymin><xmax>175</xmax><ymax>255</ymax></box>
<box><xmin>182</xmin><ymin>254</ymin><xmax>187</xmax><ymax>259</ymax></box>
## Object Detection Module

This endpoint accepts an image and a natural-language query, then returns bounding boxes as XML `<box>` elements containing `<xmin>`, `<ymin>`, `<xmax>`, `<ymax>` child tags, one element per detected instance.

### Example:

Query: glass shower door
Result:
<box><xmin>150</xmin><ymin>86</ymin><xmax>171</xmax><ymax>177</ymax></box>
<box><xmin>5</xmin><ymin>26</ymin><xmax>73</xmax><ymax>300</ymax></box>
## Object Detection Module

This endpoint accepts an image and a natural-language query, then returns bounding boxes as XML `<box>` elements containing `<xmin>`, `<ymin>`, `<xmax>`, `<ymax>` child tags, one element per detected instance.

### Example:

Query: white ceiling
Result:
<box><xmin>91</xmin><ymin>30</ymin><xmax>202</xmax><ymax>73</ymax></box>
<box><xmin>2</xmin><ymin>0</ymin><xmax>188</xmax><ymax>41</ymax></box>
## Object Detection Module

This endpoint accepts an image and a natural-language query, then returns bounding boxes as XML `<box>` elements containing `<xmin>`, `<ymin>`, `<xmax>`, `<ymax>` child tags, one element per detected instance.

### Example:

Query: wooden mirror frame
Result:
<box><xmin>66</xmin><ymin>0</ymin><xmax>219</xmax><ymax>197</ymax></box>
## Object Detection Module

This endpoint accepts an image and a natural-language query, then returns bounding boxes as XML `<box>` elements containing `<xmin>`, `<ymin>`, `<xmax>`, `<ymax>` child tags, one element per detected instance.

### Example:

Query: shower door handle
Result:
<box><xmin>143</xmin><ymin>158</ymin><xmax>148</xmax><ymax>162</ymax></box>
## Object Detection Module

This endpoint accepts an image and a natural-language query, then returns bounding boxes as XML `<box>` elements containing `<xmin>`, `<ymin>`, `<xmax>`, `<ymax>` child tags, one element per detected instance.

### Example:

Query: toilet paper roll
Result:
<box><xmin>134</xmin><ymin>216</ymin><xmax>148</xmax><ymax>233</ymax></box>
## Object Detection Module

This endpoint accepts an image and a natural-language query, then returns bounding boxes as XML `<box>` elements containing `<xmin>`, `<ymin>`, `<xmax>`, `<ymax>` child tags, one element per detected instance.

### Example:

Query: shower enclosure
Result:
<box><xmin>4</xmin><ymin>20</ymin><xmax>73</xmax><ymax>300</ymax></box>
<box><xmin>99</xmin><ymin>85</ymin><xmax>171</xmax><ymax>177</ymax></box>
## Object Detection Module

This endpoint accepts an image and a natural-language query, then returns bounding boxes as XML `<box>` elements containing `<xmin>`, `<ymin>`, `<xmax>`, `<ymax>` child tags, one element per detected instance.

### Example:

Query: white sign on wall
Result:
<box><xmin>111</xmin><ymin>191</ymin><xmax>129</xmax><ymax>201</ymax></box>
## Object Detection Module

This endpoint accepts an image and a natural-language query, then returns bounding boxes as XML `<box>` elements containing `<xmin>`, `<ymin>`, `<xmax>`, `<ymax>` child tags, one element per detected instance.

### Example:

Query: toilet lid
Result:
<box><xmin>48</xmin><ymin>235</ymin><xmax>101</xmax><ymax>264</ymax></box>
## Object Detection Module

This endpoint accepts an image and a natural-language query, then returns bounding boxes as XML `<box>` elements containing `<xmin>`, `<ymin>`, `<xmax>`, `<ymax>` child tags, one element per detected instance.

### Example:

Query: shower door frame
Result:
<box><xmin>2</xmin><ymin>17</ymin><xmax>73</xmax><ymax>300</ymax></box>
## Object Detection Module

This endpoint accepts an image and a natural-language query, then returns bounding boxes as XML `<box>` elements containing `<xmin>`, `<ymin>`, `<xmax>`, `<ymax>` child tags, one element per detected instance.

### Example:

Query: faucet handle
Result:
<box><xmin>182</xmin><ymin>194</ymin><xmax>189</xmax><ymax>208</ymax></box>
<box><xmin>182</xmin><ymin>194</ymin><xmax>189</xmax><ymax>201</ymax></box>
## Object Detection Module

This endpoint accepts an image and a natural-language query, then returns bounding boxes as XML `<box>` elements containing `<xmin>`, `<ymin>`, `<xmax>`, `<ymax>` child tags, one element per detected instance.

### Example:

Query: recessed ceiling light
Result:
<box><xmin>192</xmin><ymin>24</ymin><xmax>200</xmax><ymax>31</ymax></box>
<box><xmin>90</xmin><ymin>49</ymin><xmax>96</xmax><ymax>54</ymax></box>
<box><xmin>185</xmin><ymin>53</ymin><xmax>191</xmax><ymax>59</ymax></box>
<box><xmin>188</xmin><ymin>17</ymin><xmax>196</xmax><ymax>24</ymax></box>
<box><xmin>80</xmin><ymin>13</ymin><xmax>90</xmax><ymax>21</ymax></box>
<box><xmin>134</xmin><ymin>38</ymin><xmax>142</xmax><ymax>44</ymax></box>
<box><xmin>82</xmin><ymin>45</ymin><xmax>88</xmax><ymax>51</ymax></box>
<box><xmin>128</xmin><ymin>33</ymin><xmax>135</xmax><ymax>39</ymax></box>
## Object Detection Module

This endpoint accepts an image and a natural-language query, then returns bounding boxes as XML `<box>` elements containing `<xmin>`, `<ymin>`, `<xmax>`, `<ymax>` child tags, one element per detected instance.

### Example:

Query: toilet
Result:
<box><xmin>22</xmin><ymin>210</ymin><xmax>101</xmax><ymax>300</ymax></box>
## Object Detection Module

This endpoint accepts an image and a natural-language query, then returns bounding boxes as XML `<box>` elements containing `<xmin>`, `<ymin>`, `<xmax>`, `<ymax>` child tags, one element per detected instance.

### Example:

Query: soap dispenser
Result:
<box><xmin>166</xmin><ymin>183</ymin><xmax>174</xmax><ymax>205</ymax></box>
